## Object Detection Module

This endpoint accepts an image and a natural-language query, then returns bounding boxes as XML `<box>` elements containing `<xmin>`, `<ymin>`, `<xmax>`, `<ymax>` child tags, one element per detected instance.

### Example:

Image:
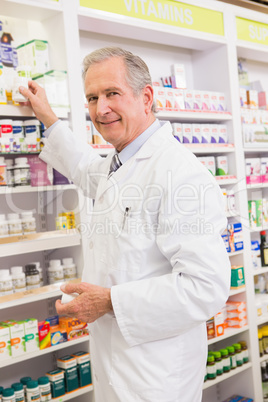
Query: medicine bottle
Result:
<box><xmin>62</xmin><ymin>257</ymin><xmax>77</xmax><ymax>281</ymax></box>
<box><xmin>226</xmin><ymin>346</ymin><xmax>236</xmax><ymax>369</ymax></box>
<box><xmin>25</xmin><ymin>264</ymin><xmax>40</xmax><ymax>290</ymax></box>
<box><xmin>220</xmin><ymin>348</ymin><xmax>230</xmax><ymax>372</ymax></box>
<box><xmin>6</xmin><ymin>159</ymin><xmax>14</xmax><ymax>187</ymax></box>
<box><xmin>206</xmin><ymin>355</ymin><xmax>216</xmax><ymax>380</ymax></box>
<box><xmin>48</xmin><ymin>260</ymin><xmax>64</xmax><ymax>284</ymax></box>
<box><xmin>2</xmin><ymin>388</ymin><xmax>15</xmax><ymax>402</ymax></box>
<box><xmin>31</xmin><ymin>262</ymin><xmax>43</xmax><ymax>287</ymax></box>
<box><xmin>0</xmin><ymin>214</ymin><xmax>8</xmax><ymax>238</ymax></box>
<box><xmin>12</xmin><ymin>66</ymin><xmax>31</xmax><ymax>104</ymax></box>
<box><xmin>38</xmin><ymin>377</ymin><xmax>52</xmax><ymax>401</ymax></box>
<box><xmin>20</xmin><ymin>377</ymin><xmax>32</xmax><ymax>399</ymax></box>
<box><xmin>11</xmin><ymin>266</ymin><xmax>26</xmax><ymax>293</ymax></box>
<box><xmin>14</xmin><ymin>158</ymin><xmax>30</xmax><ymax>186</ymax></box>
<box><xmin>0</xmin><ymin>120</ymin><xmax>13</xmax><ymax>153</ymax></box>
<box><xmin>11</xmin><ymin>383</ymin><xmax>24</xmax><ymax>402</ymax></box>
<box><xmin>262</xmin><ymin>326</ymin><xmax>268</xmax><ymax>354</ymax></box>
<box><xmin>21</xmin><ymin>211</ymin><xmax>36</xmax><ymax>234</ymax></box>
<box><xmin>259</xmin><ymin>329</ymin><xmax>264</xmax><ymax>357</ymax></box>
<box><xmin>0</xmin><ymin>157</ymin><xmax>7</xmax><ymax>186</ymax></box>
<box><xmin>23</xmin><ymin>120</ymin><xmax>41</xmax><ymax>153</ymax></box>
<box><xmin>12</xmin><ymin>120</ymin><xmax>25</xmax><ymax>153</ymax></box>
<box><xmin>7</xmin><ymin>213</ymin><xmax>23</xmax><ymax>236</ymax></box>
<box><xmin>0</xmin><ymin>269</ymin><xmax>13</xmax><ymax>296</ymax></box>
<box><xmin>212</xmin><ymin>351</ymin><xmax>223</xmax><ymax>376</ymax></box>
<box><xmin>239</xmin><ymin>340</ymin><xmax>249</xmax><ymax>363</ymax></box>
<box><xmin>233</xmin><ymin>343</ymin><xmax>243</xmax><ymax>366</ymax></box>
<box><xmin>26</xmin><ymin>380</ymin><xmax>40</xmax><ymax>402</ymax></box>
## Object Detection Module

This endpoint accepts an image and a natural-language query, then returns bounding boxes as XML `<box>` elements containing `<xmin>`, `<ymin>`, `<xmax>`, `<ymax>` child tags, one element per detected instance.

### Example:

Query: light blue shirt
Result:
<box><xmin>45</xmin><ymin>118</ymin><xmax>161</xmax><ymax>164</ymax></box>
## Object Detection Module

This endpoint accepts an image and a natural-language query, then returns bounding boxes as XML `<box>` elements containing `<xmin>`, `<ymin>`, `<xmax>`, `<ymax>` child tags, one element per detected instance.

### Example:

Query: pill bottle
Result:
<box><xmin>14</xmin><ymin>157</ymin><xmax>30</xmax><ymax>186</ymax></box>
<box><xmin>0</xmin><ymin>269</ymin><xmax>13</xmax><ymax>296</ymax></box>
<box><xmin>25</xmin><ymin>264</ymin><xmax>40</xmax><ymax>290</ymax></box>
<box><xmin>55</xmin><ymin>216</ymin><xmax>67</xmax><ymax>230</ymax></box>
<box><xmin>21</xmin><ymin>211</ymin><xmax>36</xmax><ymax>234</ymax></box>
<box><xmin>31</xmin><ymin>262</ymin><xmax>43</xmax><ymax>287</ymax></box>
<box><xmin>0</xmin><ymin>119</ymin><xmax>13</xmax><ymax>153</ymax></box>
<box><xmin>26</xmin><ymin>380</ymin><xmax>40</xmax><ymax>402</ymax></box>
<box><xmin>0</xmin><ymin>157</ymin><xmax>7</xmax><ymax>186</ymax></box>
<box><xmin>212</xmin><ymin>351</ymin><xmax>223</xmax><ymax>376</ymax></box>
<box><xmin>6</xmin><ymin>159</ymin><xmax>14</xmax><ymax>187</ymax></box>
<box><xmin>0</xmin><ymin>214</ymin><xmax>8</xmax><ymax>238</ymax></box>
<box><xmin>23</xmin><ymin>120</ymin><xmax>41</xmax><ymax>153</ymax></box>
<box><xmin>48</xmin><ymin>260</ymin><xmax>64</xmax><ymax>284</ymax></box>
<box><xmin>12</xmin><ymin>120</ymin><xmax>25</xmax><ymax>153</ymax></box>
<box><xmin>226</xmin><ymin>346</ymin><xmax>236</xmax><ymax>369</ymax></box>
<box><xmin>233</xmin><ymin>343</ymin><xmax>243</xmax><ymax>366</ymax></box>
<box><xmin>62</xmin><ymin>257</ymin><xmax>77</xmax><ymax>280</ymax></box>
<box><xmin>239</xmin><ymin>340</ymin><xmax>249</xmax><ymax>363</ymax></box>
<box><xmin>2</xmin><ymin>388</ymin><xmax>15</xmax><ymax>402</ymax></box>
<box><xmin>10</xmin><ymin>266</ymin><xmax>26</xmax><ymax>293</ymax></box>
<box><xmin>7</xmin><ymin>213</ymin><xmax>23</xmax><ymax>236</ymax></box>
<box><xmin>38</xmin><ymin>377</ymin><xmax>51</xmax><ymax>402</ymax></box>
<box><xmin>219</xmin><ymin>348</ymin><xmax>230</xmax><ymax>372</ymax></box>
<box><xmin>206</xmin><ymin>355</ymin><xmax>216</xmax><ymax>380</ymax></box>
<box><xmin>20</xmin><ymin>377</ymin><xmax>32</xmax><ymax>399</ymax></box>
<box><xmin>11</xmin><ymin>383</ymin><xmax>24</xmax><ymax>402</ymax></box>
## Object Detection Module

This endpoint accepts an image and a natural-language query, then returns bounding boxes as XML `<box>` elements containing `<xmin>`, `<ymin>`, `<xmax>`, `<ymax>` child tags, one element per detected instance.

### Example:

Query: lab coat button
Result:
<box><xmin>89</xmin><ymin>241</ymin><xmax>93</xmax><ymax>249</ymax></box>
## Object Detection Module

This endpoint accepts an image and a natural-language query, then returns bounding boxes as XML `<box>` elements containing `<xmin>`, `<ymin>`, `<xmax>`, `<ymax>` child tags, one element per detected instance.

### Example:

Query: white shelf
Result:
<box><xmin>250</xmin><ymin>227</ymin><xmax>268</xmax><ymax>233</ymax></box>
<box><xmin>228</xmin><ymin>250</ymin><xmax>244</xmax><ymax>257</ymax></box>
<box><xmin>0</xmin><ymin>105</ymin><xmax>70</xmax><ymax>119</ymax></box>
<box><xmin>0</xmin><ymin>184</ymin><xmax>76</xmax><ymax>194</ymax></box>
<box><xmin>207</xmin><ymin>326</ymin><xmax>249</xmax><ymax>346</ymax></box>
<box><xmin>0</xmin><ymin>229</ymin><xmax>81</xmax><ymax>257</ymax></box>
<box><xmin>247</xmin><ymin>183</ymin><xmax>268</xmax><ymax>190</ymax></box>
<box><xmin>257</xmin><ymin>315</ymin><xmax>268</xmax><ymax>326</ymax></box>
<box><xmin>244</xmin><ymin>148</ymin><xmax>268</xmax><ymax>153</ymax></box>
<box><xmin>0</xmin><ymin>279</ymin><xmax>81</xmax><ymax>310</ymax></box>
<box><xmin>0</xmin><ymin>0</ymin><xmax>62</xmax><ymax>20</ymax></box>
<box><xmin>52</xmin><ymin>384</ymin><xmax>94</xmax><ymax>402</ymax></box>
<box><xmin>155</xmin><ymin>110</ymin><xmax>232</xmax><ymax>123</ymax></box>
<box><xmin>184</xmin><ymin>144</ymin><xmax>235</xmax><ymax>154</ymax></box>
<box><xmin>253</xmin><ymin>267</ymin><xmax>268</xmax><ymax>276</ymax></box>
<box><xmin>203</xmin><ymin>363</ymin><xmax>252</xmax><ymax>390</ymax></box>
<box><xmin>229</xmin><ymin>287</ymin><xmax>246</xmax><ymax>296</ymax></box>
<box><xmin>215</xmin><ymin>176</ymin><xmax>238</xmax><ymax>186</ymax></box>
<box><xmin>0</xmin><ymin>335</ymin><xmax>89</xmax><ymax>368</ymax></box>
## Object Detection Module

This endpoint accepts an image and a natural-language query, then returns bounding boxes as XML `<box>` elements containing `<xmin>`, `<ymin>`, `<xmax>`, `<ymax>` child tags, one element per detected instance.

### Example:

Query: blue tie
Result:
<box><xmin>108</xmin><ymin>153</ymin><xmax>122</xmax><ymax>178</ymax></box>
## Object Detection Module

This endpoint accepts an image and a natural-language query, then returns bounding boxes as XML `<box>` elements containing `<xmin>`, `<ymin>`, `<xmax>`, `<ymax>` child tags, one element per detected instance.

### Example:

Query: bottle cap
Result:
<box><xmin>220</xmin><ymin>348</ymin><xmax>228</xmax><ymax>356</ymax></box>
<box><xmin>20</xmin><ymin>377</ymin><xmax>32</xmax><ymax>385</ymax></box>
<box><xmin>27</xmin><ymin>380</ymin><xmax>38</xmax><ymax>389</ymax></box>
<box><xmin>62</xmin><ymin>258</ymin><xmax>74</xmax><ymax>266</ymax></box>
<box><xmin>49</xmin><ymin>259</ymin><xmax>61</xmax><ymax>267</ymax></box>
<box><xmin>226</xmin><ymin>346</ymin><xmax>235</xmax><ymax>353</ymax></box>
<box><xmin>207</xmin><ymin>355</ymin><xmax>215</xmax><ymax>362</ymax></box>
<box><xmin>7</xmin><ymin>213</ymin><xmax>19</xmax><ymax>220</ymax></box>
<box><xmin>11</xmin><ymin>266</ymin><xmax>23</xmax><ymax>275</ymax></box>
<box><xmin>38</xmin><ymin>376</ymin><xmax>49</xmax><ymax>385</ymax></box>
<box><xmin>11</xmin><ymin>383</ymin><xmax>23</xmax><ymax>391</ymax></box>
<box><xmin>3</xmin><ymin>388</ymin><xmax>15</xmax><ymax>397</ymax></box>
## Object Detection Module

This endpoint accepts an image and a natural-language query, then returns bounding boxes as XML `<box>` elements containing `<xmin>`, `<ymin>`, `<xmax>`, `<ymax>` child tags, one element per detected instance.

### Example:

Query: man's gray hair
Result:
<box><xmin>82</xmin><ymin>47</ymin><xmax>156</xmax><ymax>112</ymax></box>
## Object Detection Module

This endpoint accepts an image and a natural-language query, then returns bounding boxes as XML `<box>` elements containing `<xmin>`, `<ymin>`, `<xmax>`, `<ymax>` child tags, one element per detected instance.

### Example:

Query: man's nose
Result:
<box><xmin>96</xmin><ymin>97</ymin><xmax>111</xmax><ymax>116</ymax></box>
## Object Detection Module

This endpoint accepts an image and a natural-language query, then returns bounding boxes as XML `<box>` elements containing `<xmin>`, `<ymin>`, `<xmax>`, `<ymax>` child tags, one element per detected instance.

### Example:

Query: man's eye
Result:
<box><xmin>88</xmin><ymin>97</ymin><xmax>97</xmax><ymax>103</ymax></box>
<box><xmin>108</xmin><ymin>92</ymin><xmax>118</xmax><ymax>97</ymax></box>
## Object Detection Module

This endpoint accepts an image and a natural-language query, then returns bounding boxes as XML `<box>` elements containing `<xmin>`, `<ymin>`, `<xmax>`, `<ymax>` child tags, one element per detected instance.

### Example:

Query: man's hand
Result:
<box><xmin>56</xmin><ymin>282</ymin><xmax>113</xmax><ymax>323</ymax></box>
<box><xmin>19</xmin><ymin>81</ymin><xmax>58</xmax><ymax>129</ymax></box>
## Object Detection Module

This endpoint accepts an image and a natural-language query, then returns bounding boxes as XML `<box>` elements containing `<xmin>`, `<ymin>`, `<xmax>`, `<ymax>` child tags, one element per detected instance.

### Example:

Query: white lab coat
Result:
<box><xmin>40</xmin><ymin>120</ymin><xmax>230</xmax><ymax>402</ymax></box>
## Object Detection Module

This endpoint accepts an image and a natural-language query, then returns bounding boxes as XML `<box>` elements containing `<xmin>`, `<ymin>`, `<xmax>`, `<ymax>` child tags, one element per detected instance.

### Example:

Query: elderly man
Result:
<box><xmin>20</xmin><ymin>47</ymin><xmax>230</xmax><ymax>402</ymax></box>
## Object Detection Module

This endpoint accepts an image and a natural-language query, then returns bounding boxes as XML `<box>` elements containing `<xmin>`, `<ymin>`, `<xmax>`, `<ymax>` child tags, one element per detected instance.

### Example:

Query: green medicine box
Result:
<box><xmin>46</xmin><ymin>369</ymin><xmax>65</xmax><ymax>398</ymax></box>
<box><xmin>231</xmin><ymin>266</ymin><xmax>245</xmax><ymax>289</ymax></box>
<box><xmin>57</xmin><ymin>355</ymin><xmax>79</xmax><ymax>393</ymax></box>
<box><xmin>72</xmin><ymin>351</ymin><xmax>92</xmax><ymax>387</ymax></box>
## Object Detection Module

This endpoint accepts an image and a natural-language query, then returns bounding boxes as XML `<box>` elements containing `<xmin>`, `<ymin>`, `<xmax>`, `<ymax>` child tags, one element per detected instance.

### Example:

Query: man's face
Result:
<box><xmin>85</xmin><ymin>57</ymin><xmax>154</xmax><ymax>151</ymax></box>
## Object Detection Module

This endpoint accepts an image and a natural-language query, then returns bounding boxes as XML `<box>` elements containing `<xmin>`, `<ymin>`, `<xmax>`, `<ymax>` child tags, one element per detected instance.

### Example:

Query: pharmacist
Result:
<box><xmin>20</xmin><ymin>47</ymin><xmax>230</xmax><ymax>402</ymax></box>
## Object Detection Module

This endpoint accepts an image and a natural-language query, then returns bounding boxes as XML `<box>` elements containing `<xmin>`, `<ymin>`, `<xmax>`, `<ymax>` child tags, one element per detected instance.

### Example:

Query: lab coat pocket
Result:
<box><xmin>108</xmin><ymin>211</ymin><xmax>156</xmax><ymax>274</ymax></box>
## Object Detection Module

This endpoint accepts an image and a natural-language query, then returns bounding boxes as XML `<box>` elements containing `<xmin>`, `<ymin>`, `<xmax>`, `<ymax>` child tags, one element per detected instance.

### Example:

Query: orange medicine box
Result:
<box><xmin>59</xmin><ymin>317</ymin><xmax>89</xmax><ymax>341</ymax></box>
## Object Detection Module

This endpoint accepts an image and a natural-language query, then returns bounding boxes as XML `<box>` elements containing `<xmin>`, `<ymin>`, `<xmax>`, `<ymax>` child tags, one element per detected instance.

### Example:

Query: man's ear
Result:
<box><xmin>143</xmin><ymin>85</ymin><xmax>154</xmax><ymax>114</ymax></box>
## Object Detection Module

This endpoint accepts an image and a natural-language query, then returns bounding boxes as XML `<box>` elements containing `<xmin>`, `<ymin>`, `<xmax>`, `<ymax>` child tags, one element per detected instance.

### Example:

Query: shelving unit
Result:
<box><xmin>1</xmin><ymin>0</ymin><xmax>268</xmax><ymax>400</ymax></box>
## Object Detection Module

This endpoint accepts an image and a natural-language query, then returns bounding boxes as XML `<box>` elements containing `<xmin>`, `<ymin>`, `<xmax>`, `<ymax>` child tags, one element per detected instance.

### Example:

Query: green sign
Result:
<box><xmin>80</xmin><ymin>0</ymin><xmax>224</xmax><ymax>36</ymax></box>
<box><xmin>236</xmin><ymin>17</ymin><xmax>268</xmax><ymax>45</ymax></box>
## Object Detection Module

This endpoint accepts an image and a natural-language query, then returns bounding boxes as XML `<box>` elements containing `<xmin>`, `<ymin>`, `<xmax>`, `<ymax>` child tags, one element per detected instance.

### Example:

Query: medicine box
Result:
<box><xmin>210</xmin><ymin>125</ymin><xmax>219</xmax><ymax>143</ymax></box>
<box><xmin>45</xmin><ymin>70</ymin><xmax>69</xmax><ymax>108</ymax></box>
<box><xmin>201</xmin><ymin>125</ymin><xmax>211</xmax><ymax>143</ymax></box>
<box><xmin>218</xmin><ymin>92</ymin><xmax>226</xmax><ymax>111</ymax></box>
<box><xmin>0</xmin><ymin>326</ymin><xmax>11</xmax><ymax>360</ymax></box>
<box><xmin>259</xmin><ymin>91</ymin><xmax>268</xmax><ymax>110</ymax></box>
<box><xmin>206</xmin><ymin>317</ymin><xmax>215</xmax><ymax>339</ymax></box>
<box><xmin>1</xmin><ymin>320</ymin><xmax>25</xmax><ymax>357</ymax></box>
<box><xmin>173</xmin><ymin>89</ymin><xmax>184</xmax><ymax>110</ymax></box>
<box><xmin>247</xmin><ymin>90</ymin><xmax>258</xmax><ymax>109</ymax></box>
<box><xmin>27</xmin><ymin>156</ymin><xmax>53</xmax><ymax>186</ymax></box>
<box><xmin>222</xmin><ymin>395</ymin><xmax>253</xmax><ymax>402</ymax></box>
<box><xmin>164</xmin><ymin>88</ymin><xmax>175</xmax><ymax>111</ymax></box>
<box><xmin>218</xmin><ymin>125</ymin><xmax>228</xmax><ymax>143</ymax></box>
<box><xmin>46</xmin><ymin>369</ymin><xmax>65</xmax><ymax>398</ymax></box>
<box><xmin>153</xmin><ymin>85</ymin><xmax>165</xmax><ymax>110</ymax></box>
<box><xmin>201</xmin><ymin>91</ymin><xmax>210</xmax><ymax>111</ymax></box>
<box><xmin>183</xmin><ymin>90</ymin><xmax>194</xmax><ymax>110</ymax></box>
<box><xmin>23</xmin><ymin>318</ymin><xmax>39</xmax><ymax>353</ymax></box>
<box><xmin>171</xmin><ymin>64</ymin><xmax>186</xmax><ymax>89</ymax></box>
<box><xmin>214</xmin><ymin>311</ymin><xmax>224</xmax><ymax>337</ymax></box>
<box><xmin>192</xmin><ymin>124</ymin><xmax>202</xmax><ymax>144</ymax></box>
<box><xmin>172</xmin><ymin>123</ymin><xmax>182</xmax><ymax>143</ymax></box>
<box><xmin>17</xmin><ymin>40</ymin><xmax>50</xmax><ymax>77</ymax></box>
<box><xmin>216</xmin><ymin>156</ymin><xmax>228</xmax><ymax>176</ymax></box>
<box><xmin>240</xmin><ymin>88</ymin><xmax>247</xmax><ymax>108</ymax></box>
<box><xmin>38</xmin><ymin>321</ymin><xmax>51</xmax><ymax>349</ymax></box>
<box><xmin>72</xmin><ymin>351</ymin><xmax>92</xmax><ymax>387</ymax></box>
<box><xmin>210</xmin><ymin>92</ymin><xmax>218</xmax><ymax>111</ymax></box>
<box><xmin>57</xmin><ymin>355</ymin><xmax>79</xmax><ymax>392</ymax></box>
<box><xmin>227</xmin><ymin>222</ymin><xmax>243</xmax><ymax>252</ymax></box>
<box><xmin>193</xmin><ymin>90</ymin><xmax>202</xmax><ymax>110</ymax></box>
<box><xmin>261</xmin><ymin>158</ymin><xmax>268</xmax><ymax>183</ymax></box>
<box><xmin>182</xmin><ymin>124</ymin><xmax>192</xmax><ymax>144</ymax></box>
<box><xmin>231</xmin><ymin>265</ymin><xmax>245</xmax><ymax>289</ymax></box>
<box><xmin>205</xmin><ymin>157</ymin><xmax>216</xmax><ymax>176</ymax></box>
<box><xmin>59</xmin><ymin>317</ymin><xmax>89</xmax><ymax>341</ymax></box>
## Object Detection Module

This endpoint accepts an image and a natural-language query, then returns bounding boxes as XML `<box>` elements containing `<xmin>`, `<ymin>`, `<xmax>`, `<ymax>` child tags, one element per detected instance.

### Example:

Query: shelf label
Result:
<box><xmin>236</xmin><ymin>17</ymin><xmax>268</xmax><ymax>45</ymax></box>
<box><xmin>80</xmin><ymin>0</ymin><xmax>224</xmax><ymax>36</ymax></box>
